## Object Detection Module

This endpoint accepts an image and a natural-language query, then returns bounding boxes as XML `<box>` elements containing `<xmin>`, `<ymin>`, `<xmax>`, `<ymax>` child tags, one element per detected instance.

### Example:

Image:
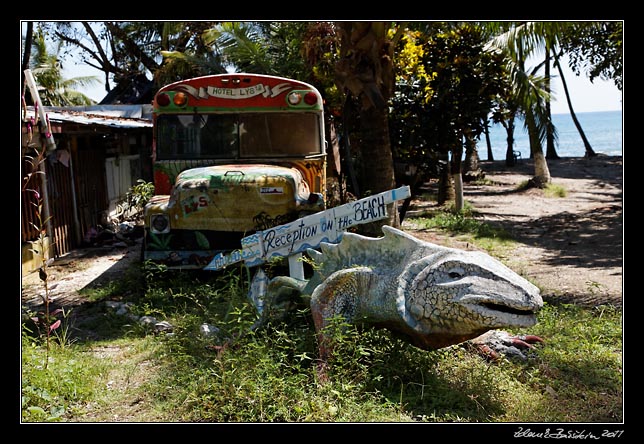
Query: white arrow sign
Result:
<box><xmin>205</xmin><ymin>185</ymin><xmax>411</xmax><ymax>271</ymax></box>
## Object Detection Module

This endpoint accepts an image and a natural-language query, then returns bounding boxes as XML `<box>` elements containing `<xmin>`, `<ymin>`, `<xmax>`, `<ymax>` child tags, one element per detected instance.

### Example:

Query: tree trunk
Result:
<box><xmin>504</xmin><ymin>117</ymin><xmax>516</xmax><ymax>167</ymax></box>
<box><xmin>545</xmin><ymin>47</ymin><xmax>560</xmax><ymax>160</ymax></box>
<box><xmin>453</xmin><ymin>171</ymin><xmax>464</xmax><ymax>212</ymax></box>
<box><xmin>341</xmin><ymin>97</ymin><xmax>360</xmax><ymax>199</ymax></box>
<box><xmin>531</xmin><ymin>149</ymin><xmax>551</xmax><ymax>188</ymax></box>
<box><xmin>21</xmin><ymin>21</ymin><xmax>33</xmax><ymax>98</ymax></box>
<box><xmin>359</xmin><ymin>106</ymin><xmax>397</xmax><ymax>195</ymax></box>
<box><xmin>437</xmin><ymin>153</ymin><xmax>454</xmax><ymax>205</ymax></box>
<box><xmin>359</xmin><ymin>105</ymin><xmax>399</xmax><ymax>233</ymax></box>
<box><xmin>463</xmin><ymin>130</ymin><xmax>483</xmax><ymax>182</ymax></box>
<box><xmin>554</xmin><ymin>54</ymin><xmax>596</xmax><ymax>157</ymax></box>
<box><xmin>334</xmin><ymin>22</ymin><xmax>399</xmax><ymax>235</ymax></box>
<box><xmin>450</xmin><ymin>145</ymin><xmax>464</xmax><ymax>212</ymax></box>
<box><xmin>525</xmin><ymin>109</ymin><xmax>551</xmax><ymax>187</ymax></box>
<box><xmin>484</xmin><ymin>121</ymin><xmax>494</xmax><ymax>161</ymax></box>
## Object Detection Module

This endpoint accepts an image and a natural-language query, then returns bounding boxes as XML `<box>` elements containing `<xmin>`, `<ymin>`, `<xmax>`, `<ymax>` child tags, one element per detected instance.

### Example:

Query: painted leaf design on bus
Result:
<box><xmin>194</xmin><ymin>231</ymin><xmax>210</xmax><ymax>249</ymax></box>
<box><xmin>149</xmin><ymin>232</ymin><xmax>173</xmax><ymax>250</ymax></box>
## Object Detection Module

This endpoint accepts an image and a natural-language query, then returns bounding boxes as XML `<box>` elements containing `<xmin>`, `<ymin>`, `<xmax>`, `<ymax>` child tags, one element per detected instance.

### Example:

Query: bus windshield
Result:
<box><xmin>156</xmin><ymin>112</ymin><xmax>322</xmax><ymax>160</ymax></box>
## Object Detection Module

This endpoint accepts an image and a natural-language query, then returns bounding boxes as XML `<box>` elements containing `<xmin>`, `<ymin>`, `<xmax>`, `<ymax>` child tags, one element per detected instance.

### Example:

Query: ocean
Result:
<box><xmin>482</xmin><ymin>110</ymin><xmax>623</xmax><ymax>160</ymax></box>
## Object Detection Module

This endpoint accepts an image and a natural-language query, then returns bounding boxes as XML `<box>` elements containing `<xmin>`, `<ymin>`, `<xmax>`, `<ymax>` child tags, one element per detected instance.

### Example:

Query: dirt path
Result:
<box><xmin>21</xmin><ymin>240</ymin><xmax>142</xmax><ymax>310</ymax></box>
<box><xmin>21</xmin><ymin>155</ymin><xmax>623</xmax><ymax>311</ymax></box>
<box><xmin>403</xmin><ymin>155</ymin><xmax>623</xmax><ymax>307</ymax></box>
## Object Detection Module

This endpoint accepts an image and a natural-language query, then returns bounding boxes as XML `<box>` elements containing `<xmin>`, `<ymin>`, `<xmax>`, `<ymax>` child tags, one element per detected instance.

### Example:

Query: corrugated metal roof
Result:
<box><xmin>25</xmin><ymin>105</ymin><xmax>152</xmax><ymax>129</ymax></box>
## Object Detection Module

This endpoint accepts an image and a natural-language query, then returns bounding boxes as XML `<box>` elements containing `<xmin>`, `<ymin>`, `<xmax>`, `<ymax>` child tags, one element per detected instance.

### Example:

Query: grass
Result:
<box><xmin>517</xmin><ymin>180</ymin><xmax>568</xmax><ymax>198</ymax></box>
<box><xmin>403</xmin><ymin>201</ymin><xmax>516</xmax><ymax>256</ymax></box>
<box><xmin>21</xmin><ymin>207</ymin><xmax>623</xmax><ymax>424</ymax></box>
<box><xmin>544</xmin><ymin>183</ymin><xmax>568</xmax><ymax>198</ymax></box>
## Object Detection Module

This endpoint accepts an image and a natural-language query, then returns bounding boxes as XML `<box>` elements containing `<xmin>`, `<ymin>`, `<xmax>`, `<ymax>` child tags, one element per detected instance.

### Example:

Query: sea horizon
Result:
<box><xmin>483</xmin><ymin>109</ymin><xmax>622</xmax><ymax>161</ymax></box>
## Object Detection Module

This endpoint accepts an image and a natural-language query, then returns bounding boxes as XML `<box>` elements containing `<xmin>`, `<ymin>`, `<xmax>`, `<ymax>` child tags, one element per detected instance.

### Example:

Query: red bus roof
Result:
<box><xmin>154</xmin><ymin>73</ymin><xmax>322</xmax><ymax>111</ymax></box>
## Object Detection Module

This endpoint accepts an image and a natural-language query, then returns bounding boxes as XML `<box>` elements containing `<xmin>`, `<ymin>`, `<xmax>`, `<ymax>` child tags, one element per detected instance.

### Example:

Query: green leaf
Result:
<box><xmin>27</xmin><ymin>406</ymin><xmax>46</xmax><ymax>415</ymax></box>
<box><xmin>50</xmin><ymin>405</ymin><xmax>66</xmax><ymax>418</ymax></box>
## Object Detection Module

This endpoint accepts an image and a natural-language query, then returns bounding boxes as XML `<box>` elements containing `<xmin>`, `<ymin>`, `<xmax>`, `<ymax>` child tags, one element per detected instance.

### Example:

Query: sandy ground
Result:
<box><xmin>403</xmin><ymin>155</ymin><xmax>623</xmax><ymax>307</ymax></box>
<box><xmin>21</xmin><ymin>155</ymin><xmax>623</xmax><ymax>311</ymax></box>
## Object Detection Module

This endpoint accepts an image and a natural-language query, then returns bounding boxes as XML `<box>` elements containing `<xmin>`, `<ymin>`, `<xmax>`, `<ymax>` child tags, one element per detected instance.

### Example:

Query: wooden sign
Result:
<box><xmin>205</xmin><ymin>185</ymin><xmax>411</xmax><ymax>271</ymax></box>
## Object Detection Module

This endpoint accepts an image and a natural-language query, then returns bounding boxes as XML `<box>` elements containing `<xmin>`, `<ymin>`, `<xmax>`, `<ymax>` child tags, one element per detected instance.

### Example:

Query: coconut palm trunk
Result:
<box><xmin>359</xmin><ymin>106</ymin><xmax>397</xmax><ymax>196</ymax></box>
<box><xmin>503</xmin><ymin>116</ymin><xmax>516</xmax><ymax>166</ymax></box>
<box><xmin>525</xmin><ymin>108</ymin><xmax>551</xmax><ymax>187</ymax></box>
<box><xmin>544</xmin><ymin>48</ymin><xmax>560</xmax><ymax>160</ymax></box>
<box><xmin>463</xmin><ymin>129</ymin><xmax>483</xmax><ymax>182</ymax></box>
<box><xmin>484</xmin><ymin>121</ymin><xmax>494</xmax><ymax>161</ymax></box>
<box><xmin>554</xmin><ymin>54</ymin><xmax>597</xmax><ymax>157</ymax></box>
<box><xmin>334</xmin><ymin>22</ymin><xmax>401</xmax><ymax>232</ymax></box>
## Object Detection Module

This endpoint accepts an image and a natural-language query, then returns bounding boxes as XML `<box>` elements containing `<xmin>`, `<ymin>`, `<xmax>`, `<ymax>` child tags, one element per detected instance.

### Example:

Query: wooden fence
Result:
<box><xmin>21</xmin><ymin>145</ymin><xmax>108</xmax><ymax>260</ymax></box>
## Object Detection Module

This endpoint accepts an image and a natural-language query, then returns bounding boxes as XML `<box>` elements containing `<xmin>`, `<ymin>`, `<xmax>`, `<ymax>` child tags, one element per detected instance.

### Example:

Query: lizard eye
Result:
<box><xmin>448</xmin><ymin>268</ymin><xmax>464</xmax><ymax>279</ymax></box>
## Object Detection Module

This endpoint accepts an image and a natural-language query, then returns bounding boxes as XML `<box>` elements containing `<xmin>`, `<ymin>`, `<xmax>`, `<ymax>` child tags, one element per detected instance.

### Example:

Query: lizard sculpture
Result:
<box><xmin>250</xmin><ymin>225</ymin><xmax>544</xmax><ymax>366</ymax></box>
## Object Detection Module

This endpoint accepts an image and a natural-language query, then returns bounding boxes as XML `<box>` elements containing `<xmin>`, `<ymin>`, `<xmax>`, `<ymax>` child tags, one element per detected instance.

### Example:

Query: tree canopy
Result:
<box><xmin>22</xmin><ymin>21</ymin><xmax>623</xmax><ymax>207</ymax></box>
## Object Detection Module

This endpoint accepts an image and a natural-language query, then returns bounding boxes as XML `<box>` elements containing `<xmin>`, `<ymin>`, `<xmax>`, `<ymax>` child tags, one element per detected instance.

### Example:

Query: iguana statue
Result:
<box><xmin>250</xmin><ymin>225</ymin><xmax>544</xmax><ymax>371</ymax></box>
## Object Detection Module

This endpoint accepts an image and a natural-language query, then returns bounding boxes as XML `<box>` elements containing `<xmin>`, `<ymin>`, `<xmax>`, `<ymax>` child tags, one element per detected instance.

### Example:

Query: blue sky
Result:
<box><xmin>544</xmin><ymin>54</ymin><xmax>622</xmax><ymax>114</ymax></box>
<box><xmin>66</xmin><ymin>50</ymin><xmax>622</xmax><ymax>115</ymax></box>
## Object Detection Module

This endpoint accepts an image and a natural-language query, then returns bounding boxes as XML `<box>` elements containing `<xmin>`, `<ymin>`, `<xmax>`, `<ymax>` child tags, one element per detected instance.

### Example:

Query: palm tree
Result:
<box><xmin>543</xmin><ymin>45</ymin><xmax>560</xmax><ymax>159</ymax></box>
<box><xmin>504</xmin><ymin>22</ymin><xmax>598</xmax><ymax>159</ymax></box>
<box><xmin>553</xmin><ymin>50</ymin><xmax>596</xmax><ymax>157</ymax></box>
<box><xmin>334</xmin><ymin>22</ymin><xmax>405</xmax><ymax>232</ymax></box>
<box><xmin>206</xmin><ymin>22</ymin><xmax>313</xmax><ymax>78</ymax></box>
<box><xmin>199</xmin><ymin>22</ymin><xmax>268</xmax><ymax>74</ymax></box>
<box><xmin>28</xmin><ymin>27</ymin><xmax>99</xmax><ymax>106</ymax></box>
<box><xmin>534</xmin><ymin>22</ymin><xmax>597</xmax><ymax>158</ymax></box>
<box><xmin>486</xmin><ymin>23</ymin><xmax>553</xmax><ymax>187</ymax></box>
<box><xmin>490</xmin><ymin>84</ymin><xmax>521</xmax><ymax>167</ymax></box>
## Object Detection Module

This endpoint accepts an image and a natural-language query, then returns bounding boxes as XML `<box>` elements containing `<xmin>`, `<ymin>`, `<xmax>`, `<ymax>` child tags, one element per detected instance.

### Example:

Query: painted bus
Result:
<box><xmin>143</xmin><ymin>73</ymin><xmax>327</xmax><ymax>268</ymax></box>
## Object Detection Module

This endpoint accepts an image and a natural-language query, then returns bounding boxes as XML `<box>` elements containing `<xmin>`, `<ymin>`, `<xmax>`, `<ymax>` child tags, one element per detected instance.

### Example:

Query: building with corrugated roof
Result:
<box><xmin>21</xmin><ymin>104</ymin><xmax>153</xmax><ymax>273</ymax></box>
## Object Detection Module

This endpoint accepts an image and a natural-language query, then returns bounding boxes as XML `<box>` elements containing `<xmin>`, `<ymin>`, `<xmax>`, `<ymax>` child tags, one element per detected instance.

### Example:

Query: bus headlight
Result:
<box><xmin>287</xmin><ymin>92</ymin><xmax>302</xmax><ymax>105</ymax></box>
<box><xmin>173</xmin><ymin>92</ymin><xmax>188</xmax><ymax>107</ymax></box>
<box><xmin>150</xmin><ymin>214</ymin><xmax>170</xmax><ymax>234</ymax></box>
<box><xmin>287</xmin><ymin>90</ymin><xmax>319</xmax><ymax>108</ymax></box>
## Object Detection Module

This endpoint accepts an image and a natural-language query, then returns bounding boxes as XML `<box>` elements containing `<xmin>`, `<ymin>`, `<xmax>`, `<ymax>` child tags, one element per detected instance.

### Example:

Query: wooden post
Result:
<box><xmin>288</xmin><ymin>253</ymin><xmax>305</xmax><ymax>280</ymax></box>
<box><xmin>23</xmin><ymin>68</ymin><xmax>56</xmax><ymax>258</ymax></box>
<box><xmin>23</xmin><ymin>69</ymin><xmax>56</xmax><ymax>153</ymax></box>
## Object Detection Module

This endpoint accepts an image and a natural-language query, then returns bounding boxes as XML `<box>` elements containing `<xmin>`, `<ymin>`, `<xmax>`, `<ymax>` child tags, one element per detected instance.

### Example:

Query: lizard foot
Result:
<box><xmin>469</xmin><ymin>330</ymin><xmax>544</xmax><ymax>361</ymax></box>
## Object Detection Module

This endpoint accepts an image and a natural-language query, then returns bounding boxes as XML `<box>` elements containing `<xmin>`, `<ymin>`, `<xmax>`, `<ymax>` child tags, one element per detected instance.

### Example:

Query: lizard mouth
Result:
<box><xmin>461</xmin><ymin>297</ymin><xmax>541</xmax><ymax>327</ymax></box>
<box><xmin>481</xmin><ymin>301</ymin><xmax>536</xmax><ymax>316</ymax></box>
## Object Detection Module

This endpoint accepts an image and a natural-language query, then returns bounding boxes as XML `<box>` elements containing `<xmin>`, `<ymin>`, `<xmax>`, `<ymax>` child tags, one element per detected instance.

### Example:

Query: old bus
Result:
<box><xmin>143</xmin><ymin>73</ymin><xmax>327</xmax><ymax>268</ymax></box>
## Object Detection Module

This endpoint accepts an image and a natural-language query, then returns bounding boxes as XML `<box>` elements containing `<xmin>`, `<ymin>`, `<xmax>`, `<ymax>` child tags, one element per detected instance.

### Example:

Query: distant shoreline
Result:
<box><xmin>482</xmin><ymin>153</ymin><xmax>622</xmax><ymax>162</ymax></box>
<box><xmin>480</xmin><ymin>154</ymin><xmax>623</xmax><ymax>181</ymax></box>
<box><xmin>550</xmin><ymin>109</ymin><xmax>622</xmax><ymax>116</ymax></box>
<box><xmin>481</xmin><ymin>153</ymin><xmax>623</xmax><ymax>165</ymax></box>
<box><xmin>485</xmin><ymin>111</ymin><xmax>622</xmax><ymax>160</ymax></box>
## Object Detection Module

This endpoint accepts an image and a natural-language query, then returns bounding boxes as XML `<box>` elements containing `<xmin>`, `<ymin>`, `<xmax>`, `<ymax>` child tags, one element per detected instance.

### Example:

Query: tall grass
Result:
<box><xmin>21</xmin><ymin>207</ymin><xmax>622</xmax><ymax>423</ymax></box>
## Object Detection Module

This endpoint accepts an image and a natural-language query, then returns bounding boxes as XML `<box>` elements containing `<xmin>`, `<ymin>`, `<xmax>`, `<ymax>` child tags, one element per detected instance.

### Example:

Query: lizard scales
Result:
<box><xmin>302</xmin><ymin>226</ymin><xmax>543</xmax><ymax>359</ymax></box>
